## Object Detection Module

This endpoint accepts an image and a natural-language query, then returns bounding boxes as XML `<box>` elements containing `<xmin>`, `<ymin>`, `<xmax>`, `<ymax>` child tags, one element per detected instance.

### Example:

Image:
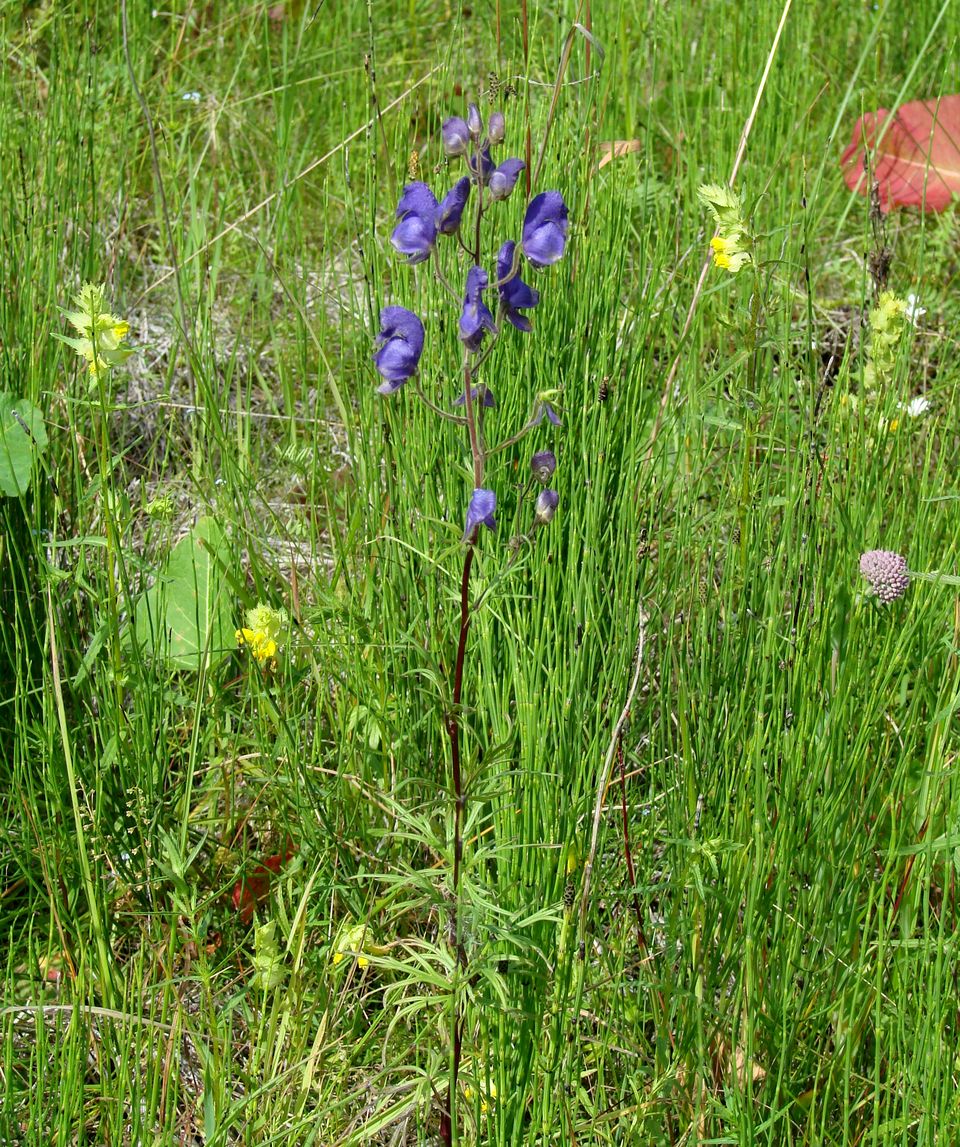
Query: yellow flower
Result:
<box><xmin>331</xmin><ymin>920</ymin><xmax>388</xmax><ymax>967</ymax></box>
<box><xmin>464</xmin><ymin>1081</ymin><xmax>498</xmax><ymax>1114</ymax></box>
<box><xmin>235</xmin><ymin>603</ymin><xmax>287</xmax><ymax>664</ymax></box>
<box><xmin>55</xmin><ymin>282</ymin><xmax>133</xmax><ymax>377</ymax></box>
<box><xmin>698</xmin><ymin>184</ymin><xmax>753</xmax><ymax>275</ymax></box>
<box><xmin>709</xmin><ymin>234</ymin><xmax>752</xmax><ymax>274</ymax></box>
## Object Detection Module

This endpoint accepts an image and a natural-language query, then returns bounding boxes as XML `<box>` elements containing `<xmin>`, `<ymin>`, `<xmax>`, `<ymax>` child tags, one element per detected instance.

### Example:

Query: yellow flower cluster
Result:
<box><xmin>463</xmin><ymin>1080</ymin><xmax>498</xmax><ymax>1114</ymax></box>
<box><xmin>863</xmin><ymin>291</ymin><xmax>907</xmax><ymax>391</ymax></box>
<box><xmin>56</xmin><ymin>282</ymin><xmax>133</xmax><ymax>377</ymax></box>
<box><xmin>236</xmin><ymin>603</ymin><xmax>287</xmax><ymax>664</ymax></box>
<box><xmin>697</xmin><ymin>184</ymin><xmax>752</xmax><ymax>275</ymax></box>
<box><xmin>331</xmin><ymin>921</ymin><xmax>388</xmax><ymax>968</ymax></box>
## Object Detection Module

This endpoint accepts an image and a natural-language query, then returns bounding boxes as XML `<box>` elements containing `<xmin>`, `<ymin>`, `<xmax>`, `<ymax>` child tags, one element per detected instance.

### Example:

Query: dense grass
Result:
<box><xmin>3</xmin><ymin>0</ymin><xmax>960</xmax><ymax>1142</ymax></box>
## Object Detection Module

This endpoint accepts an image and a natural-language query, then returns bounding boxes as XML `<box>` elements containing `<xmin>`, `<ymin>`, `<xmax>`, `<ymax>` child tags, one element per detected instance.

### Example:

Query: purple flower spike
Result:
<box><xmin>489</xmin><ymin>158</ymin><xmax>525</xmax><ymax>202</ymax></box>
<box><xmin>459</xmin><ymin>266</ymin><xmax>497</xmax><ymax>352</ymax></box>
<box><xmin>522</xmin><ymin>191</ymin><xmax>569</xmax><ymax>268</ymax></box>
<box><xmin>488</xmin><ymin>111</ymin><xmax>505</xmax><ymax>145</ymax></box>
<box><xmin>391</xmin><ymin>181</ymin><xmax>439</xmax><ymax>264</ymax></box>
<box><xmin>442</xmin><ymin>116</ymin><xmax>470</xmax><ymax>157</ymax></box>
<box><xmin>534</xmin><ymin>489</ymin><xmax>559</xmax><ymax>526</ymax></box>
<box><xmin>530</xmin><ymin>450</ymin><xmax>556</xmax><ymax>484</ymax></box>
<box><xmin>373</xmin><ymin>306</ymin><xmax>425</xmax><ymax>394</ymax></box>
<box><xmin>436</xmin><ymin>177</ymin><xmax>471</xmax><ymax>235</ymax></box>
<box><xmin>453</xmin><ymin>385</ymin><xmax>496</xmax><ymax>409</ymax></box>
<box><xmin>468</xmin><ymin>147</ymin><xmax>494</xmax><ymax>186</ymax></box>
<box><xmin>464</xmin><ymin>488</ymin><xmax>496</xmax><ymax>539</ymax></box>
<box><xmin>497</xmin><ymin>241</ymin><xmax>540</xmax><ymax>331</ymax></box>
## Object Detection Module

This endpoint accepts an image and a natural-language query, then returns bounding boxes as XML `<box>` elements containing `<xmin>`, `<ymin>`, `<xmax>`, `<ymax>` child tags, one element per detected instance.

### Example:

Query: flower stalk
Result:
<box><xmin>373</xmin><ymin>96</ymin><xmax>568</xmax><ymax>1145</ymax></box>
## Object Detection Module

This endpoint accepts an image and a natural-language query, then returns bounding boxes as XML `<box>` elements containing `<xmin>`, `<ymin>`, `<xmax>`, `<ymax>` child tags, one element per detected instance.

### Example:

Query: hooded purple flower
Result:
<box><xmin>442</xmin><ymin>116</ymin><xmax>470</xmax><ymax>157</ymax></box>
<box><xmin>522</xmin><ymin>191</ymin><xmax>569</xmax><ymax>268</ymax></box>
<box><xmin>373</xmin><ymin>306</ymin><xmax>425</xmax><ymax>394</ymax></box>
<box><xmin>488</xmin><ymin>111</ymin><xmax>506</xmax><ymax>145</ymax></box>
<box><xmin>391</xmin><ymin>181</ymin><xmax>438</xmax><ymax>264</ymax></box>
<box><xmin>468</xmin><ymin>147</ymin><xmax>494</xmax><ymax>186</ymax></box>
<box><xmin>530</xmin><ymin>450</ymin><xmax>556</xmax><ymax>484</ymax></box>
<box><xmin>459</xmin><ymin>266</ymin><xmax>497</xmax><ymax>352</ymax></box>
<box><xmin>436</xmin><ymin>177</ymin><xmax>471</xmax><ymax>235</ymax></box>
<box><xmin>453</xmin><ymin>385</ymin><xmax>496</xmax><ymax>409</ymax></box>
<box><xmin>467</xmin><ymin>104</ymin><xmax>483</xmax><ymax>140</ymax></box>
<box><xmin>534</xmin><ymin>489</ymin><xmax>559</xmax><ymax>525</ymax></box>
<box><xmin>497</xmin><ymin>241</ymin><xmax>540</xmax><ymax>331</ymax></box>
<box><xmin>489</xmin><ymin>159</ymin><xmax>525</xmax><ymax>201</ymax></box>
<box><xmin>464</xmin><ymin>488</ymin><xmax>496</xmax><ymax>539</ymax></box>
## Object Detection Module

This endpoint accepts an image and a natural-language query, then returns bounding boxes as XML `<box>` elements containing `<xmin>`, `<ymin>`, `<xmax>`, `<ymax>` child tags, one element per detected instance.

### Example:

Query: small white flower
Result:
<box><xmin>182</xmin><ymin>91</ymin><xmax>202</xmax><ymax>103</ymax></box>
<box><xmin>905</xmin><ymin>395</ymin><xmax>931</xmax><ymax>418</ymax></box>
<box><xmin>904</xmin><ymin>293</ymin><xmax>926</xmax><ymax>326</ymax></box>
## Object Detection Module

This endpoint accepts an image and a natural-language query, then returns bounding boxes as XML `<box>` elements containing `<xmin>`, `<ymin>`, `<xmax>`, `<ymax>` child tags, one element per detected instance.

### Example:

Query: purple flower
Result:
<box><xmin>464</xmin><ymin>488</ymin><xmax>496</xmax><ymax>539</ymax></box>
<box><xmin>488</xmin><ymin>158</ymin><xmax>525</xmax><ymax>201</ymax></box>
<box><xmin>530</xmin><ymin>450</ymin><xmax>556</xmax><ymax>484</ymax></box>
<box><xmin>488</xmin><ymin>111</ymin><xmax>505</xmax><ymax>145</ymax></box>
<box><xmin>436</xmin><ymin>177</ymin><xmax>471</xmax><ymax>235</ymax></box>
<box><xmin>391</xmin><ymin>181</ymin><xmax>438</xmax><ymax>264</ymax></box>
<box><xmin>534</xmin><ymin>489</ymin><xmax>559</xmax><ymax>525</ymax></box>
<box><xmin>497</xmin><ymin>241</ymin><xmax>540</xmax><ymax>331</ymax></box>
<box><xmin>453</xmin><ymin>385</ymin><xmax>496</xmax><ymax>408</ymax></box>
<box><xmin>522</xmin><ymin>191</ymin><xmax>569</xmax><ymax>268</ymax></box>
<box><xmin>468</xmin><ymin>147</ymin><xmax>494</xmax><ymax>186</ymax></box>
<box><xmin>442</xmin><ymin>117</ymin><xmax>470</xmax><ymax>157</ymax></box>
<box><xmin>467</xmin><ymin>103</ymin><xmax>483</xmax><ymax>140</ymax></box>
<box><xmin>459</xmin><ymin>266</ymin><xmax>497</xmax><ymax>352</ymax></box>
<box><xmin>373</xmin><ymin>306</ymin><xmax>425</xmax><ymax>394</ymax></box>
<box><xmin>532</xmin><ymin>400</ymin><xmax>561</xmax><ymax>426</ymax></box>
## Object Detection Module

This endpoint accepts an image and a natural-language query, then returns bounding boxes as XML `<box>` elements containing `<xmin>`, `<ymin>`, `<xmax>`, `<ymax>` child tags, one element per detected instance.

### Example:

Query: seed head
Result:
<box><xmin>859</xmin><ymin>549</ymin><xmax>909</xmax><ymax>603</ymax></box>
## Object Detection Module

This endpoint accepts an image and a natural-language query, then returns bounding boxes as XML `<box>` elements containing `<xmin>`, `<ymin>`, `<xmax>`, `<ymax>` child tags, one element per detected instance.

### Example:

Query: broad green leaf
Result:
<box><xmin>132</xmin><ymin>517</ymin><xmax>233</xmax><ymax>670</ymax></box>
<box><xmin>0</xmin><ymin>393</ymin><xmax>48</xmax><ymax>497</ymax></box>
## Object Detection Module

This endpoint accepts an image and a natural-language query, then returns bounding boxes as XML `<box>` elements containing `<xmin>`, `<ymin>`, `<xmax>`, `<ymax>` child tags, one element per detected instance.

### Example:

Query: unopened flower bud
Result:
<box><xmin>530</xmin><ymin>450</ymin><xmax>556</xmax><ymax>484</ymax></box>
<box><xmin>534</xmin><ymin>489</ymin><xmax>559</xmax><ymax>526</ymax></box>
<box><xmin>859</xmin><ymin>549</ymin><xmax>910</xmax><ymax>603</ymax></box>
<box><xmin>488</xmin><ymin>158</ymin><xmax>525</xmax><ymax>201</ymax></box>
<box><xmin>442</xmin><ymin>117</ymin><xmax>470</xmax><ymax>157</ymax></box>
<box><xmin>488</xmin><ymin>111</ymin><xmax>505</xmax><ymax>144</ymax></box>
<box><xmin>467</xmin><ymin>103</ymin><xmax>483</xmax><ymax>140</ymax></box>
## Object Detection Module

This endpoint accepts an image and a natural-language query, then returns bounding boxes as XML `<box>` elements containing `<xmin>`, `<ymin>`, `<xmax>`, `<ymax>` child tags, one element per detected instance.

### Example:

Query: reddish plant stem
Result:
<box><xmin>448</xmin><ymin>542</ymin><xmax>475</xmax><ymax>894</ymax></box>
<box><xmin>439</xmin><ymin>538</ymin><xmax>475</xmax><ymax>1147</ymax></box>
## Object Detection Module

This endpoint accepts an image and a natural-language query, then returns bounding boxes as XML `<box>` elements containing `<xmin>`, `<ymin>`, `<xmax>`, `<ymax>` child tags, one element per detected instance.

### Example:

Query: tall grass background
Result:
<box><xmin>2</xmin><ymin>0</ymin><xmax>960</xmax><ymax>1142</ymax></box>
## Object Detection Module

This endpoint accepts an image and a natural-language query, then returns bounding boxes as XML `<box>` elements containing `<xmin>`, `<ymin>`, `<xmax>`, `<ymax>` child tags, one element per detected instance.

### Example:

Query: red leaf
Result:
<box><xmin>841</xmin><ymin>94</ymin><xmax>960</xmax><ymax>213</ymax></box>
<box><xmin>231</xmin><ymin>846</ymin><xmax>294</xmax><ymax>924</ymax></box>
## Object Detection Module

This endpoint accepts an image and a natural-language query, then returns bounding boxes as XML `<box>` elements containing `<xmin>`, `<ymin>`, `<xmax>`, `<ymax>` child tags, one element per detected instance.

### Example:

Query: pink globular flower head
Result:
<box><xmin>859</xmin><ymin>549</ymin><xmax>910</xmax><ymax>603</ymax></box>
